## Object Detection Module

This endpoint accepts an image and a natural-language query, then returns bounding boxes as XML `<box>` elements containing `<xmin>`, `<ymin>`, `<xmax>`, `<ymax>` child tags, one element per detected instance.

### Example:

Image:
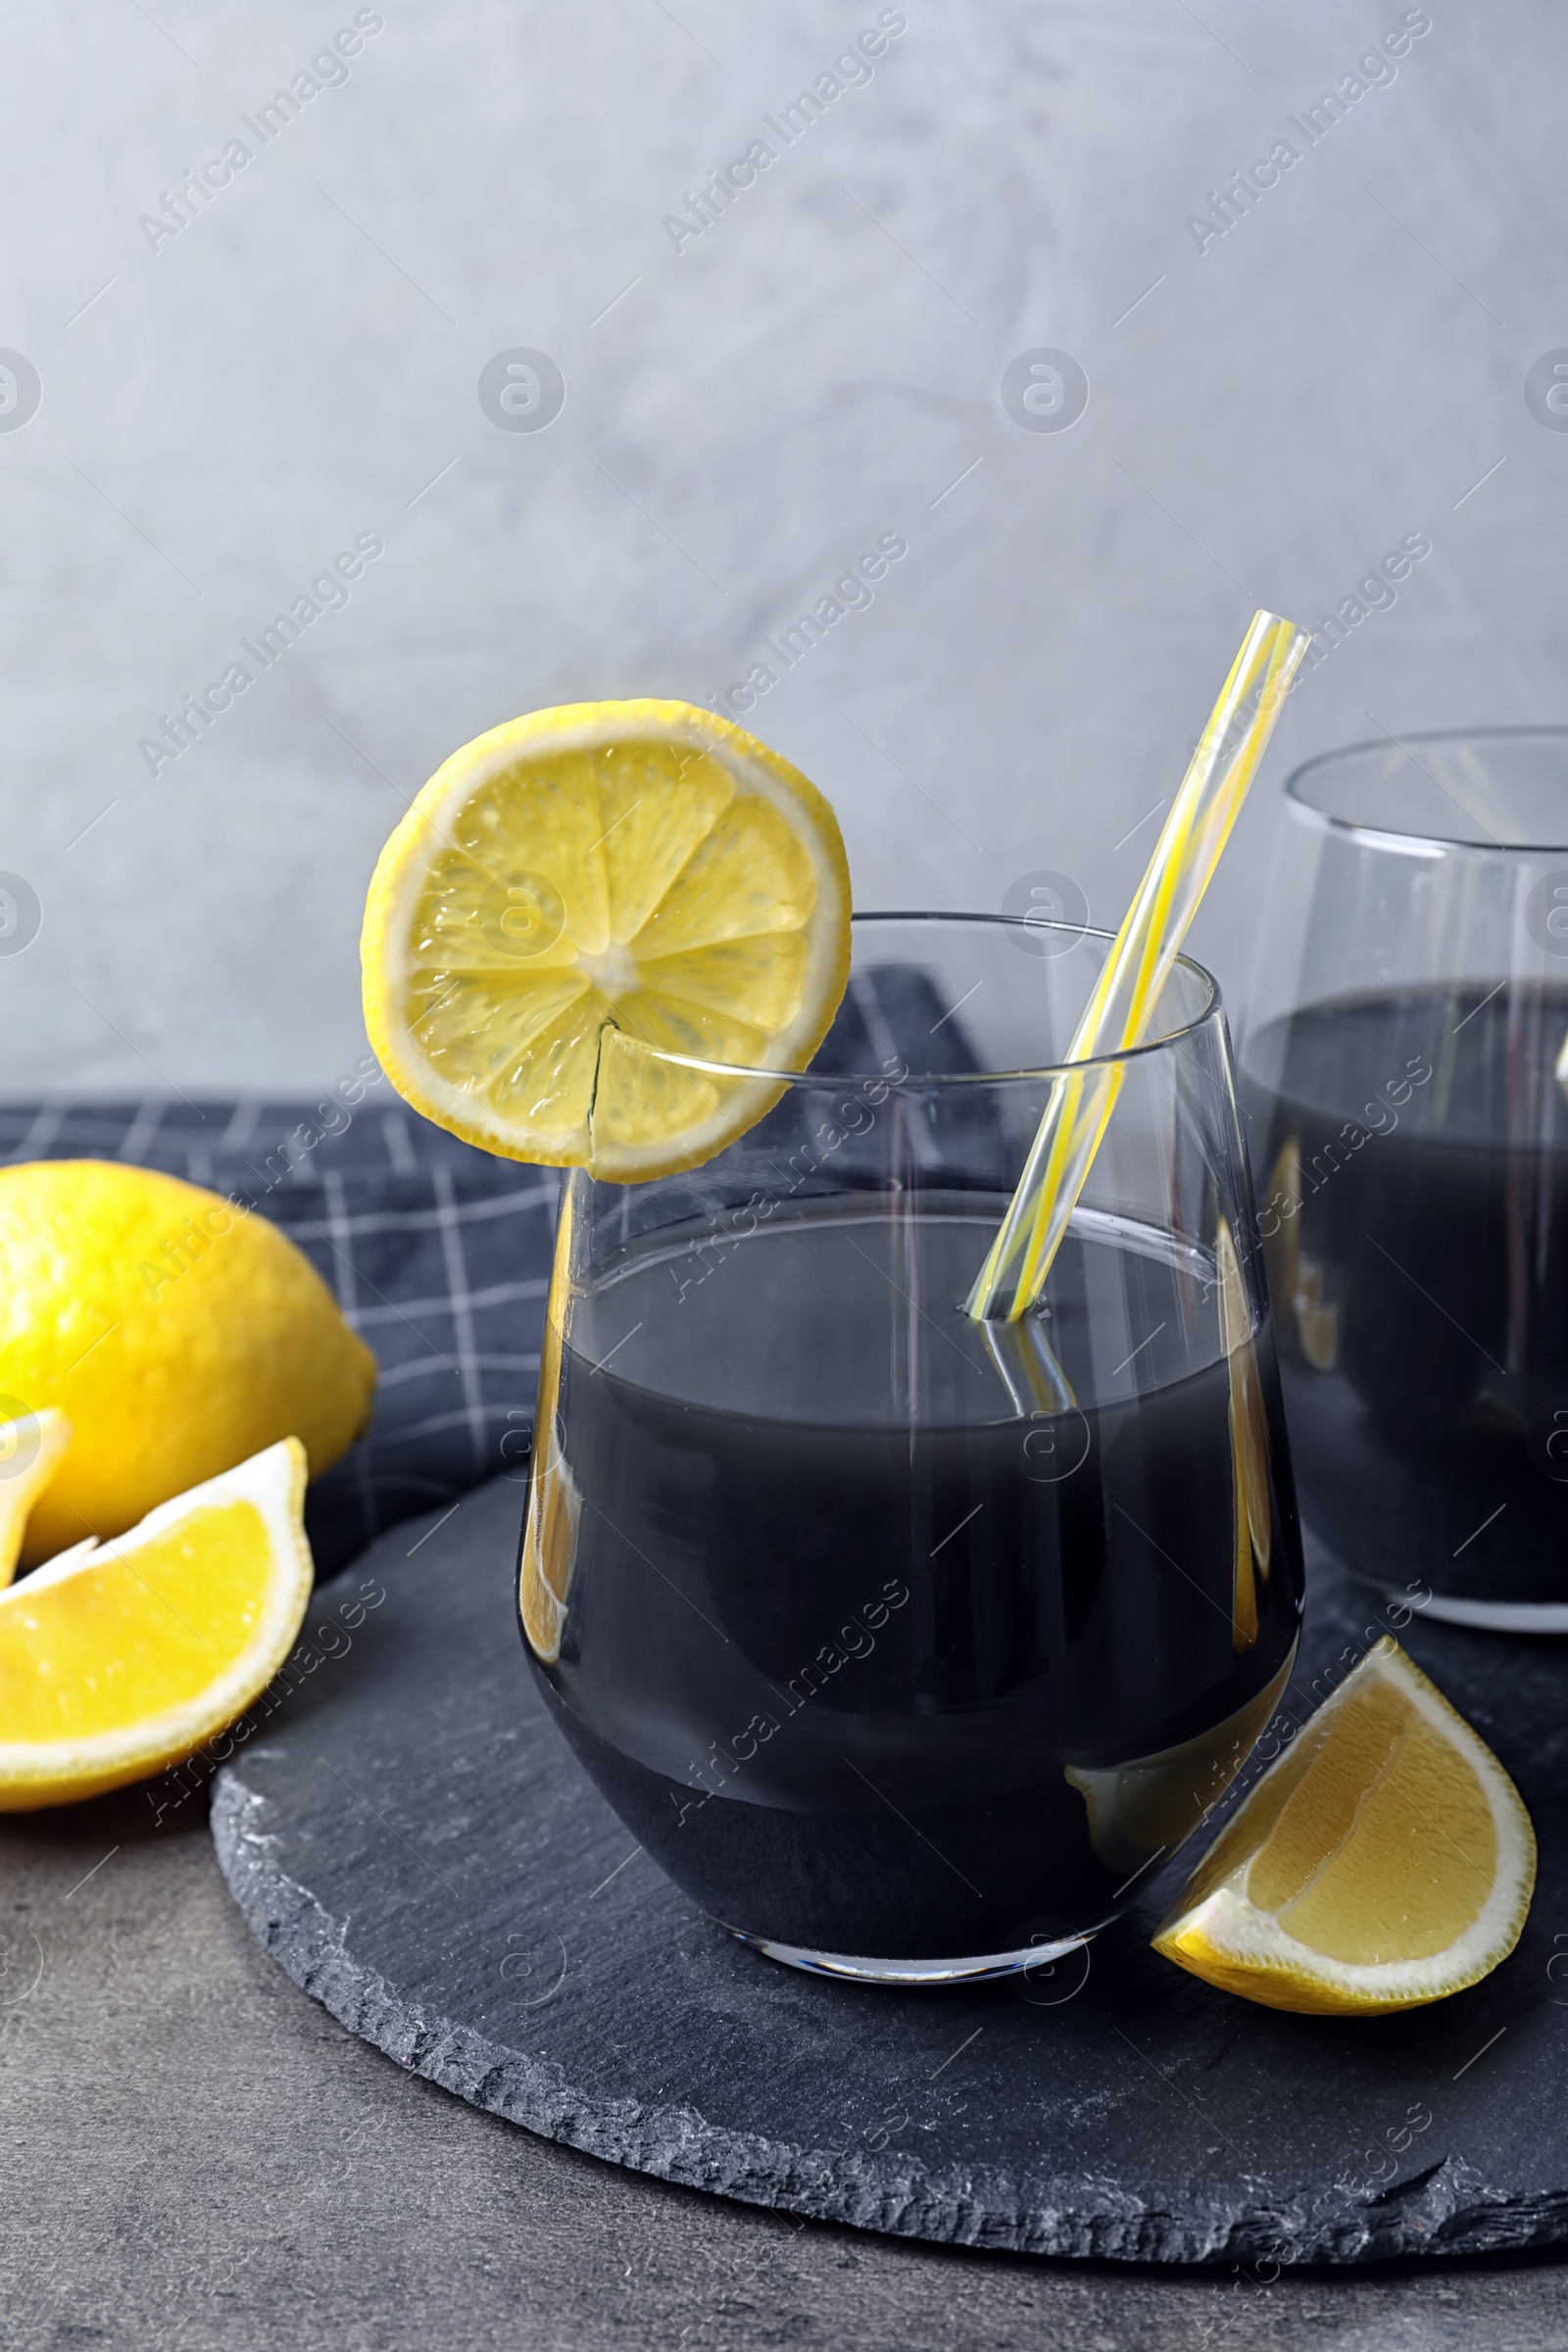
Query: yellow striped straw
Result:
<box><xmin>967</xmin><ymin>611</ymin><xmax>1310</xmax><ymax>1324</ymax></box>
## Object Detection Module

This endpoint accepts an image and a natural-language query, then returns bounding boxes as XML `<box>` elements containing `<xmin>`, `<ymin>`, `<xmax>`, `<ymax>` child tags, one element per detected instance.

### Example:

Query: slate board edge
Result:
<box><xmin>211</xmin><ymin>1771</ymin><xmax>1568</xmax><ymax>2267</ymax></box>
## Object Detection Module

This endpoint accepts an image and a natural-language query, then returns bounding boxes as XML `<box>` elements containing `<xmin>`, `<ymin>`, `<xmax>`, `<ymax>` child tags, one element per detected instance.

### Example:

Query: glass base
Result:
<box><xmin>722</xmin><ymin>1921</ymin><xmax>1109</xmax><ymax>1986</ymax></box>
<box><xmin>1386</xmin><ymin>1589</ymin><xmax>1568</xmax><ymax>1634</ymax></box>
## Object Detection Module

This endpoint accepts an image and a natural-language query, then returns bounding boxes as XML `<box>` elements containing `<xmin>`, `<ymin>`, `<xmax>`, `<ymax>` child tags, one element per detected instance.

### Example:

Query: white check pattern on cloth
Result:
<box><xmin>0</xmin><ymin>1095</ymin><xmax>561</xmax><ymax>1575</ymax></box>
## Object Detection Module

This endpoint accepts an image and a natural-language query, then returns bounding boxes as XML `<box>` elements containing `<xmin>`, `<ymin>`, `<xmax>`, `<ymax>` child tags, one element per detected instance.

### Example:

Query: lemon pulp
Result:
<box><xmin>0</xmin><ymin>1439</ymin><xmax>313</xmax><ymax>1808</ymax></box>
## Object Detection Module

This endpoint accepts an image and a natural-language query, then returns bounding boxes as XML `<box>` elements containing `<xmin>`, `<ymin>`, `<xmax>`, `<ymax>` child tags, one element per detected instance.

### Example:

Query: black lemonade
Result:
<box><xmin>1241</xmin><ymin>982</ymin><xmax>1568</xmax><ymax>1609</ymax></box>
<box><xmin>520</xmin><ymin>1195</ymin><xmax>1301</xmax><ymax>1962</ymax></box>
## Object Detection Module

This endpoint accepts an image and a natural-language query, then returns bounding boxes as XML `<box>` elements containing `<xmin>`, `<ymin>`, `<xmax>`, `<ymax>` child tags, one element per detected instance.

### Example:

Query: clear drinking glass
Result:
<box><xmin>519</xmin><ymin>913</ymin><xmax>1302</xmax><ymax>1983</ymax></box>
<box><xmin>1240</xmin><ymin>729</ymin><xmax>1568</xmax><ymax>1631</ymax></box>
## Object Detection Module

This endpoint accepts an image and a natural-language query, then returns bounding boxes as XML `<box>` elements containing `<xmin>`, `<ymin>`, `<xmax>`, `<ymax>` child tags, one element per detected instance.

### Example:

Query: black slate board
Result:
<box><xmin>212</xmin><ymin>1475</ymin><xmax>1568</xmax><ymax>2266</ymax></box>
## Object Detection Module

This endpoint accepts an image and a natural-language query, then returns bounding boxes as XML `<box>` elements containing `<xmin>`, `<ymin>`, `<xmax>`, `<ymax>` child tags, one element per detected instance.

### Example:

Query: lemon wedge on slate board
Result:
<box><xmin>0</xmin><ymin>1440</ymin><xmax>312</xmax><ymax>1809</ymax></box>
<box><xmin>361</xmin><ymin>701</ymin><xmax>852</xmax><ymax>1180</ymax></box>
<box><xmin>1152</xmin><ymin>1639</ymin><xmax>1535</xmax><ymax>2014</ymax></box>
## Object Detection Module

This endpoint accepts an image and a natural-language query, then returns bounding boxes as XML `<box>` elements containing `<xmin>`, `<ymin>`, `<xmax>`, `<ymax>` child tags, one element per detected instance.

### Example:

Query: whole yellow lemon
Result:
<box><xmin>0</xmin><ymin>1160</ymin><xmax>377</xmax><ymax>1565</ymax></box>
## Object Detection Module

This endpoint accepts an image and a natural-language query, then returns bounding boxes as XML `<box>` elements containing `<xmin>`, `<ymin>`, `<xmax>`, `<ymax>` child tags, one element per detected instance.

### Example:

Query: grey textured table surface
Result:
<box><xmin>3</xmin><ymin>1501</ymin><xmax>1567</xmax><ymax>2347</ymax></box>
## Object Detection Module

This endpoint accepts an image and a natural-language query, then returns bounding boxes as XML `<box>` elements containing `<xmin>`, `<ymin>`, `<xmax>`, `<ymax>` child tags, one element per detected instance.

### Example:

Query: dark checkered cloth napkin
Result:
<box><xmin>0</xmin><ymin>967</ymin><xmax>979</xmax><ymax>1576</ymax></box>
<box><xmin>0</xmin><ymin>1093</ymin><xmax>559</xmax><ymax>1576</ymax></box>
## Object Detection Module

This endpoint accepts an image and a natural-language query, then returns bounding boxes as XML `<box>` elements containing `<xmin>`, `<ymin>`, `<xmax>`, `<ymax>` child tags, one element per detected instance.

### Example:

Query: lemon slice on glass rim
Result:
<box><xmin>361</xmin><ymin>701</ymin><xmax>853</xmax><ymax>1180</ymax></box>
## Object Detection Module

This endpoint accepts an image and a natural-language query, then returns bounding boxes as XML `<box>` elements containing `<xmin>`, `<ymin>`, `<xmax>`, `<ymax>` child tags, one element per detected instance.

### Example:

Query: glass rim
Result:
<box><xmin>615</xmin><ymin>910</ymin><xmax>1223</xmax><ymax>1089</ymax></box>
<box><xmin>1285</xmin><ymin>725</ymin><xmax>1568</xmax><ymax>856</ymax></box>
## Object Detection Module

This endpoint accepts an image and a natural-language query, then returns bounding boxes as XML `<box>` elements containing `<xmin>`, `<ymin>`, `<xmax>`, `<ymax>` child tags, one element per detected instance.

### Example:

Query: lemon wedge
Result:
<box><xmin>0</xmin><ymin>1408</ymin><xmax>72</xmax><ymax>1589</ymax></box>
<box><xmin>361</xmin><ymin>700</ymin><xmax>852</xmax><ymax>1179</ymax></box>
<box><xmin>1152</xmin><ymin>1638</ymin><xmax>1535</xmax><ymax>2014</ymax></box>
<box><xmin>0</xmin><ymin>1439</ymin><xmax>313</xmax><ymax>1809</ymax></box>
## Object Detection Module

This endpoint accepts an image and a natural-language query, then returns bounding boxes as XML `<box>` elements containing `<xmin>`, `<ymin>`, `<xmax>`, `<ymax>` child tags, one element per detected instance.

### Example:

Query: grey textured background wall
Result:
<box><xmin>0</xmin><ymin>0</ymin><xmax>1560</xmax><ymax>1094</ymax></box>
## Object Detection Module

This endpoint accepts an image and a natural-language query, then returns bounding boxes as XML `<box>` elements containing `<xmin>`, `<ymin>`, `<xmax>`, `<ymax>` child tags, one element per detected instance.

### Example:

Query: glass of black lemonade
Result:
<box><xmin>520</xmin><ymin>914</ymin><xmax>1302</xmax><ymax>1982</ymax></box>
<box><xmin>1241</xmin><ymin>730</ymin><xmax>1568</xmax><ymax>1631</ymax></box>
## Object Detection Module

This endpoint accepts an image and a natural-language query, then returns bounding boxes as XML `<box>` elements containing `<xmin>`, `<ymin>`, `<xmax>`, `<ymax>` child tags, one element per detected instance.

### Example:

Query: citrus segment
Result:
<box><xmin>0</xmin><ymin>1439</ymin><xmax>313</xmax><ymax>1809</ymax></box>
<box><xmin>361</xmin><ymin>702</ymin><xmax>852</xmax><ymax>1179</ymax></box>
<box><xmin>1152</xmin><ymin>1638</ymin><xmax>1535</xmax><ymax>2013</ymax></box>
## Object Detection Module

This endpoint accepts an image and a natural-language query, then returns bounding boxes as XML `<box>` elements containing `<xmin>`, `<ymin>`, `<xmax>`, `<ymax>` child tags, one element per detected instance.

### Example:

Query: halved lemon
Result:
<box><xmin>361</xmin><ymin>701</ymin><xmax>852</xmax><ymax>1180</ymax></box>
<box><xmin>0</xmin><ymin>1439</ymin><xmax>313</xmax><ymax>1808</ymax></box>
<box><xmin>1152</xmin><ymin>1638</ymin><xmax>1535</xmax><ymax>2014</ymax></box>
<box><xmin>0</xmin><ymin>1408</ymin><xmax>72</xmax><ymax>1589</ymax></box>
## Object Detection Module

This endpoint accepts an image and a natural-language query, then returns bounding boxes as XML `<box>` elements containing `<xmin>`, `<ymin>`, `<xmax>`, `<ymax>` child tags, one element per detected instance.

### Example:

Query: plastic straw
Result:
<box><xmin>967</xmin><ymin>610</ymin><xmax>1309</xmax><ymax>1323</ymax></box>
